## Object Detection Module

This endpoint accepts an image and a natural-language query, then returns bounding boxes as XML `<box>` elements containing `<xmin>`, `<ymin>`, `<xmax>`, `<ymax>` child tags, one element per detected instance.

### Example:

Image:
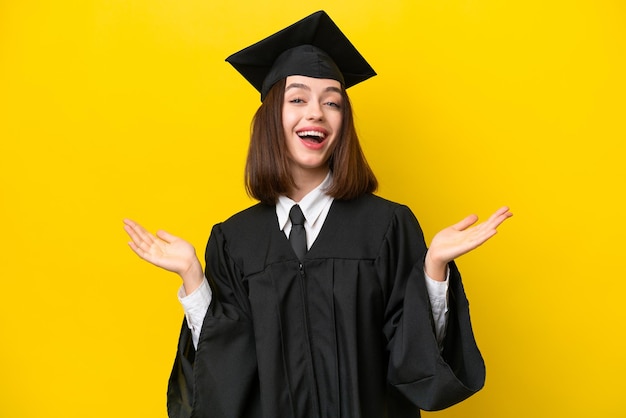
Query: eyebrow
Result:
<box><xmin>285</xmin><ymin>82</ymin><xmax>342</xmax><ymax>94</ymax></box>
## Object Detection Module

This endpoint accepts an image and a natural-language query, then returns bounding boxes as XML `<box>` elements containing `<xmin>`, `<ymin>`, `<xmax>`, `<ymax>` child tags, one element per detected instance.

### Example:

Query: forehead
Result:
<box><xmin>285</xmin><ymin>75</ymin><xmax>342</xmax><ymax>91</ymax></box>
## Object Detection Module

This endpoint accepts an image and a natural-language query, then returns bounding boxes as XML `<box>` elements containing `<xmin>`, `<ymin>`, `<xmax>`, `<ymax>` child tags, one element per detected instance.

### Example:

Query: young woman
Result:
<box><xmin>124</xmin><ymin>11</ymin><xmax>512</xmax><ymax>418</ymax></box>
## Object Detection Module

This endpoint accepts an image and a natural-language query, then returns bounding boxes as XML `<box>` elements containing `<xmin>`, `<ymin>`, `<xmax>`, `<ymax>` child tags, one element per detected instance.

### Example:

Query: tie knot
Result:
<box><xmin>289</xmin><ymin>204</ymin><xmax>305</xmax><ymax>226</ymax></box>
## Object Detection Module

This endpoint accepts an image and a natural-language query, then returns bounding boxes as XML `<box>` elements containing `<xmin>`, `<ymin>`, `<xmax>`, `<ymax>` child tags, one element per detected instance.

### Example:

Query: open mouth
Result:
<box><xmin>297</xmin><ymin>130</ymin><xmax>327</xmax><ymax>144</ymax></box>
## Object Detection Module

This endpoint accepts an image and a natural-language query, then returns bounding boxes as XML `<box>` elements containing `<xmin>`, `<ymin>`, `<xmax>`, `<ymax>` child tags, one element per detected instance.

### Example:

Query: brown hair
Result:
<box><xmin>245</xmin><ymin>78</ymin><xmax>378</xmax><ymax>205</ymax></box>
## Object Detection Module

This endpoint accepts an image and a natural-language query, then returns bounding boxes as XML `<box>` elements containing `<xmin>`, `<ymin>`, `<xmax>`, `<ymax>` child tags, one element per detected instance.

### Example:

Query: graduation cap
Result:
<box><xmin>226</xmin><ymin>10</ymin><xmax>376</xmax><ymax>101</ymax></box>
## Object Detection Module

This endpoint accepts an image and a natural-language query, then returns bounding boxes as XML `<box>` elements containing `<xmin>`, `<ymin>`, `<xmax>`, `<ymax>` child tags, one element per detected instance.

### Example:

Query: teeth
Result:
<box><xmin>297</xmin><ymin>130</ymin><xmax>326</xmax><ymax>139</ymax></box>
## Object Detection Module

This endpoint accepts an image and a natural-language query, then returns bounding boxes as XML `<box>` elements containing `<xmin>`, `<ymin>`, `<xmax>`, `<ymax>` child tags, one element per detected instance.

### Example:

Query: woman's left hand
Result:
<box><xmin>425</xmin><ymin>206</ymin><xmax>513</xmax><ymax>281</ymax></box>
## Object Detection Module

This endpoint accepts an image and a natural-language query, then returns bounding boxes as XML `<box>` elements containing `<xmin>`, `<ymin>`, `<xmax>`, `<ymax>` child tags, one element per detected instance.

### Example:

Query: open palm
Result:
<box><xmin>123</xmin><ymin>219</ymin><xmax>199</xmax><ymax>276</ymax></box>
<box><xmin>428</xmin><ymin>206</ymin><xmax>513</xmax><ymax>265</ymax></box>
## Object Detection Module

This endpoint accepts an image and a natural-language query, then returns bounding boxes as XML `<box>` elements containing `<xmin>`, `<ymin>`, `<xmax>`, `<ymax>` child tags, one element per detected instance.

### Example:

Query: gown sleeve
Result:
<box><xmin>379</xmin><ymin>205</ymin><xmax>485</xmax><ymax>411</ymax></box>
<box><xmin>167</xmin><ymin>224</ymin><xmax>260</xmax><ymax>418</ymax></box>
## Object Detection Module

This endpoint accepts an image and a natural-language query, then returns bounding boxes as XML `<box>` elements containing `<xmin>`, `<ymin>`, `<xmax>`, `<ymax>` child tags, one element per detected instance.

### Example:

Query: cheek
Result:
<box><xmin>282</xmin><ymin>107</ymin><xmax>299</xmax><ymax>128</ymax></box>
<box><xmin>281</xmin><ymin>111</ymin><xmax>292</xmax><ymax>137</ymax></box>
<box><xmin>330</xmin><ymin>114</ymin><xmax>343</xmax><ymax>138</ymax></box>
<box><xmin>328</xmin><ymin>117</ymin><xmax>343</xmax><ymax>153</ymax></box>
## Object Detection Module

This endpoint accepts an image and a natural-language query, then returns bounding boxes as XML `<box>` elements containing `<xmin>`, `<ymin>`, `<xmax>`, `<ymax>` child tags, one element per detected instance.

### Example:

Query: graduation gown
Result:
<box><xmin>167</xmin><ymin>194</ymin><xmax>485</xmax><ymax>418</ymax></box>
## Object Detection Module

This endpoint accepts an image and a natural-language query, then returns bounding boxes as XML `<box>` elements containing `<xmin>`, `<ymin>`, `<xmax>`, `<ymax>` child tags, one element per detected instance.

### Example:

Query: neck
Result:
<box><xmin>288</xmin><ymin>166</ymin><xmax>329</xmax><ymax>202</ymax></box>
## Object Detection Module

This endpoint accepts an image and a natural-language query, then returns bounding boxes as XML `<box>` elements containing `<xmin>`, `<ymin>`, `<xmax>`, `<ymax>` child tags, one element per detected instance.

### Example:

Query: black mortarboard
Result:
<box><xmin>226</xmin><ymin>10</ymin><xmax>376</xmax><ymax>101</ymax></box>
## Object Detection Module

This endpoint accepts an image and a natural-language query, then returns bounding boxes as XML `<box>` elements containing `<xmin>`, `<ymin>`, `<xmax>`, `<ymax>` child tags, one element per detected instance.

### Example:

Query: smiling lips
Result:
<box><xmin>297</xmin><ymin>129</ymin><xmax>327</xmax><ymax>144</ymax></box>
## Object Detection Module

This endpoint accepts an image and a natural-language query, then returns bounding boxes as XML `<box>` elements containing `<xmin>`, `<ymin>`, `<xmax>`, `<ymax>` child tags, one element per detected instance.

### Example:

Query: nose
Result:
<box><xmin>306</xmin><ymin>102</ymin><xmax>324</xmax><ymax>121</ymax></box>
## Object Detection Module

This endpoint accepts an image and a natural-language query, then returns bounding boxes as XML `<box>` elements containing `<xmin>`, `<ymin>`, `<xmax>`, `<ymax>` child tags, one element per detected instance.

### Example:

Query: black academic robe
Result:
<box><xmin>167</xmin><ymin>194</ymin><xmax>485</xmax><ymax>418</ymax></box>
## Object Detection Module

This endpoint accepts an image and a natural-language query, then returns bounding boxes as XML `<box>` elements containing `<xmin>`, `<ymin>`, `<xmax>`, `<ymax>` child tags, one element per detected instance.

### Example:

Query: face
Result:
<box><xmin>282</xmin><ymin>75</ymin><xmax>343</xmax><ymax>179</ymax></box>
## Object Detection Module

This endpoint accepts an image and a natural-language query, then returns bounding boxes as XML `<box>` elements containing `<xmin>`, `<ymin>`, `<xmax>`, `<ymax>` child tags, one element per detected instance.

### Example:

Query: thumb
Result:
<box><xmin>156</xmin><ymin>229</ymin><xmax>178</xmax><ymax>243</ymax></box>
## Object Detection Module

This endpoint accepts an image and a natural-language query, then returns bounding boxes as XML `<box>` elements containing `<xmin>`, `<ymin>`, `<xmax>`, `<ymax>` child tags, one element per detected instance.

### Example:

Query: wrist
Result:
<box><xmin>425</xmin><ymin>250</ymin><xmax>447</xmax><ymax>282</ymax></box>
<box><xmin>181</xmin><ymin>260</ymin><xmax>204</xmax><ymax>295</ymax></box>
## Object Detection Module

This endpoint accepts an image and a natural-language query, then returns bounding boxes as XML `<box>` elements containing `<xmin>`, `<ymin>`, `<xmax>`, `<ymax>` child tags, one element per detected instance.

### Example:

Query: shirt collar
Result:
<box><xmin>277</xmin><ymin>171</ymin><xmax>334</xmax><ymax>231</ymax></box>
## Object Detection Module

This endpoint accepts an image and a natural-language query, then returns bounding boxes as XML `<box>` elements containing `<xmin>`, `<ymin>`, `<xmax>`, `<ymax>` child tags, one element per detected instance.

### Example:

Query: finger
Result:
<box><xmin>123</xmin><ymin>219</ymin><xmax>150</xmax><ymax>237</ymax></box>
<box><xmin>491</xmin><ymin>206</ymin><xmax>512</xmax><ymax>220</ymax></box>
<box><xmin>127</xmin><ymin>240</ymin><xmax>149</xmax><ymax>260</ymax></box>
<box><xmin>125</xmin><ymin>220</ymin><xmax>157</xmax><ymax>247</ymax></box>
<box><xmin>452</xmin><ymin>214</ymin><xmax>479</xmax><ymax>231</ymax></box>
<box><xmin>123</xmin><ymin>223</ymin><xmax>143</xmax><ymax>245</ymax></box>
<box><xmin>123</xmin><ymin>219</ymin><xmax>139</xmax><ymax>239</ymax></box>
<box><xmin>123</xmin><ymin>224</ymin><xmax>154</xmax><ymax>250</ymax></box>
<box><xmin>124</xmin><ymin>227</ymin><xmax>164</xmax><ymax>261</ymax></box>
<box><xmin>156</xmin><ymin>229</ymin><xmax>178</xmax><ymax>243</ymax></box>
<box><xmin>484</xmin><ymin>206</ymin><xmax>513</xmax><ymax>229</ymax></box>
<box><xmin>127</xmin><ymin>241</ymin><xmax>160</xmax><ymax>265</ymax></box>
<box><xmin>471</xmin><ymin>207</ymin><xmax>513</xmax><ymax>244</ymax></box>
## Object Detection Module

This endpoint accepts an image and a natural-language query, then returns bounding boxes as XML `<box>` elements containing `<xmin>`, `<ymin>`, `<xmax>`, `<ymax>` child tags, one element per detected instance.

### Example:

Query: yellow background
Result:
<box><xmin>1</xmin><ymin>1</ymin><xmax>625</xmax><ymax>417</ymax></box>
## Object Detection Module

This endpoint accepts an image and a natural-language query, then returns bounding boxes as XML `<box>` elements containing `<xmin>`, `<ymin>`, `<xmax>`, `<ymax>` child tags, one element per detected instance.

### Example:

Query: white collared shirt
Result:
<box><xmin>275</xmin><ymin>171</ymin><xmax>335</xmax><ymax>250</ymax></box>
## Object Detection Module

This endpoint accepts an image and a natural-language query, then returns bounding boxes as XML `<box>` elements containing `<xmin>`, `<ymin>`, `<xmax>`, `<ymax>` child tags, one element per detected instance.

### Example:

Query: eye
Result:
<box><xmin>288</xmin><ymin>97</ymin><xmax>305</xmax><ymax>104</ymax></box>
<box><xmin>324</xmin><ymin>100</ymin><xmax>342</xmax><ymax>109</ymax></box>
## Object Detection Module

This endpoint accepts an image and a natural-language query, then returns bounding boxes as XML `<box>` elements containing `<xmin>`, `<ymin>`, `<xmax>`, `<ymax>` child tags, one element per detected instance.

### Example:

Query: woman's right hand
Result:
<box><xmin>123</xmin><ymin>219</ymin><xmax>204</xmax><ymax>294</ymax></box>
